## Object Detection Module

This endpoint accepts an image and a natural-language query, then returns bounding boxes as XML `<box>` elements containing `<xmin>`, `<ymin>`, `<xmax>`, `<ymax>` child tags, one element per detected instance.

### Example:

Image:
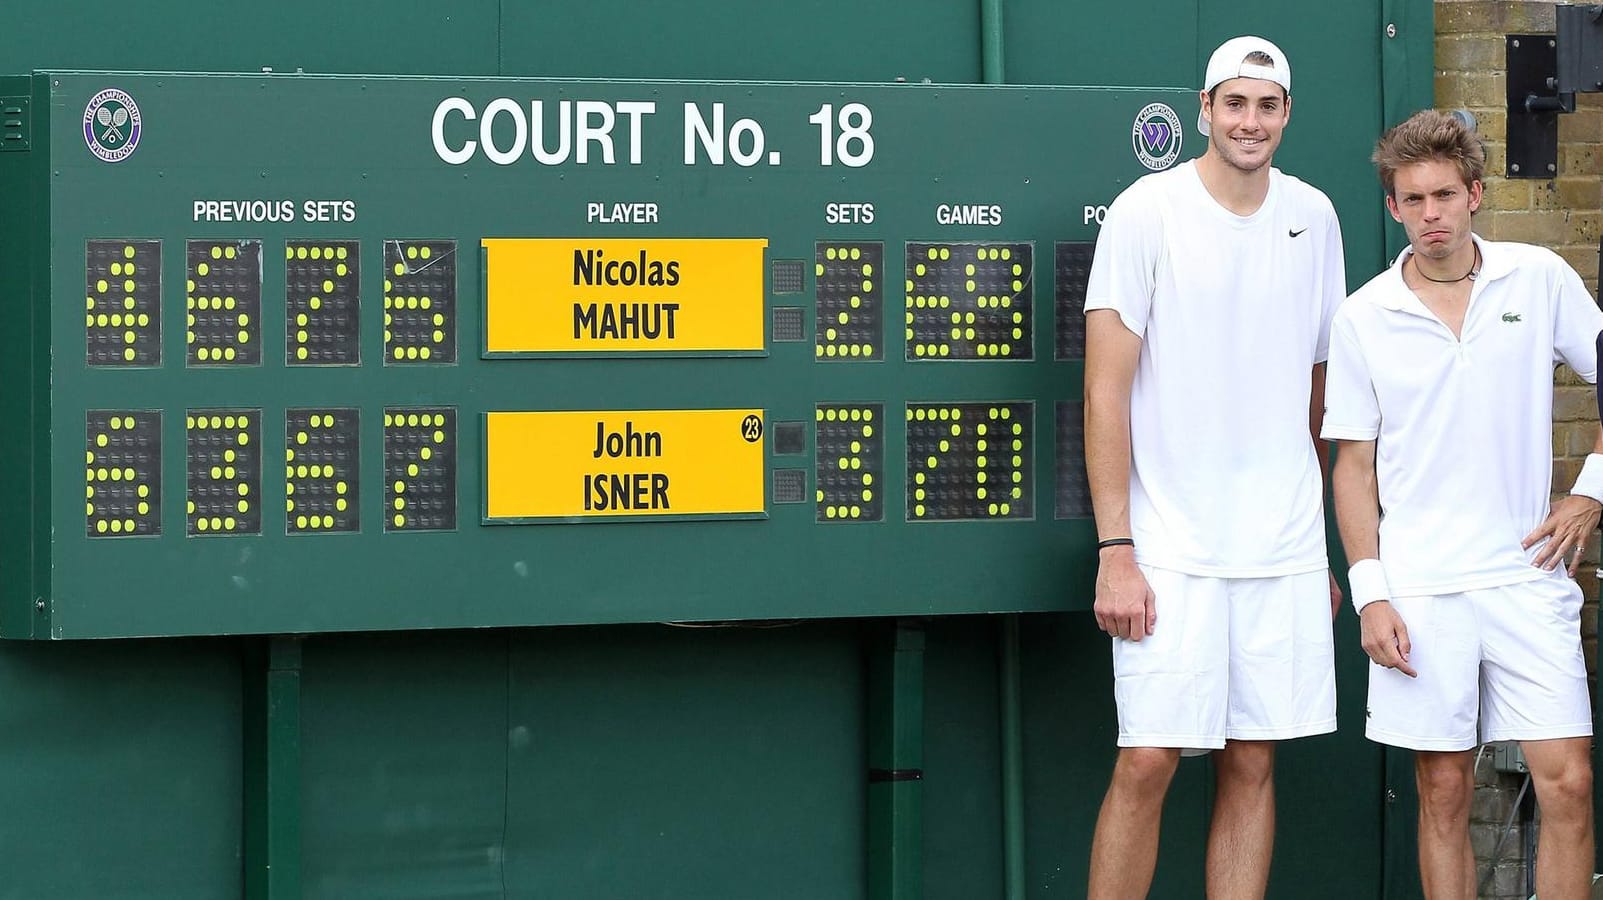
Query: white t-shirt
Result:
<box><xmin>1085</xmin><ymin>161</ymin><xmax>1346</xmax><ymax>576</ymax></box>
<box><xmin>1322</xmin><ymin>235</ymin><xmax>1603</xmax><ymax>596</ymax></box>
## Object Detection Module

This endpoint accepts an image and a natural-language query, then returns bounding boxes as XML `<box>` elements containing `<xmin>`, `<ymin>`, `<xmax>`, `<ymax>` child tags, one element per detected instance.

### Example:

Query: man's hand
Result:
<box><xmin>1359</xmin><ymin>601</ymin><xmax>1416</xmax><ymax>678</ymax></box>
<box><xmin>1327</xmin><ymin>571</ymin><xmax>1343</xmax><ymax>621</ymax></box>
<box><xmin>1093</xmin><ymin>547</ymin><xmax>1157</xmax><ymax>641</ymax></box>
<box><xmin>1524</xmin><ymin>495</ymin><xmax>1603</xmax><ymax>575</ymax></box>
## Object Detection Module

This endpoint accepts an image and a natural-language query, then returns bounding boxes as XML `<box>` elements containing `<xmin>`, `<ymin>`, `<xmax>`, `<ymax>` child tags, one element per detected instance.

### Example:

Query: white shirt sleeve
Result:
<box><xmin>1320</xmin><ymin>310</ymin><xmax>1380</xmax><ymax>441</ymax></box>
<box><xmin>1314</xmin><ymin>205</ymin><xmax>1348</xmax><ymax>364</ymax></box>
<box><xmin>1084</xmin><ymin>182</ymin><xmax>1160</xmax><ymax>338</ymax></box>
<box><xmin>1551</xmin><ymin>254</ymin><xmax>1603</xmax><ymax>384</ymax></box>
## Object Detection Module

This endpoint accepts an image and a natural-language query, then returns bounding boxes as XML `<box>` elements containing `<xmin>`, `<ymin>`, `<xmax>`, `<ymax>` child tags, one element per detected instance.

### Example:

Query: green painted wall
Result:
<box><xmin>0</xmin><ymin>1</ymin><xmax>1432</xmax><ymax>897</ymax></box>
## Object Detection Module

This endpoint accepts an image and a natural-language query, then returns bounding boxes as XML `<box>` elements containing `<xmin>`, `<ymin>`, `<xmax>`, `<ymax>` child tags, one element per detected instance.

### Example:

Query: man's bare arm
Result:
<box><xmin>1525</xmin><ymin>426</ymin><xmax>1603</xmax><ymax>574</ymax></box>
<box><xmin>1332</xmin><ymin>438</ymin><xmax>1380</xmax><ymax>565</ymax></box>
<box><xmin>1311</xmin><ymin>362</ymin><xmax>1342</xmax><ymax>616</ymax></box>
<box><xmin>1333</xmin><ymin>439</ymin><xmax>1415</xmax><ymax>676</ymax></box>
<box><xmin>1084</xmin><ymin>309</ymin><xmax>1155</xmax><ymax>640</ymax></box>
<box><xmin>1310</xmin><ymin>363</ymin><xmax>1331</xmax><ymax>488</ymax></box>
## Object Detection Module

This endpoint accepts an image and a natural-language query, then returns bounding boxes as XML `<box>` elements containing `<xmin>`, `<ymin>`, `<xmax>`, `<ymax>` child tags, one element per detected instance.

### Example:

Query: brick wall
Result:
<box><xmin>1435</xmin><ymin>2</ymin><xmax>1602</xmax><ymax>895</ymax></box>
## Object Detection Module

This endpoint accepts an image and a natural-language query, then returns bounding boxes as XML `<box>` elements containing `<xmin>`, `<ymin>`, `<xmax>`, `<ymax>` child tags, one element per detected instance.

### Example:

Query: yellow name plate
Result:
<box><xmin>483</xmin><ymin>238</ymin><xmax>769</xmax><ymax>354</ymax></box>
<box><xmin>485</xmin><ymin>409</ymin><xmax>767</xmax><ymax>521</ymax></box>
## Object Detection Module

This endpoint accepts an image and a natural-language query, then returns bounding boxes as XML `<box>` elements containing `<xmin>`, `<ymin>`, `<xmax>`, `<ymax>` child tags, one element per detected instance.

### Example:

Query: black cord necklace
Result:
<box><xmin>1413</xmin><ymin>249</ymin><xmax>1480</xmax><ymax>284</ymax></box>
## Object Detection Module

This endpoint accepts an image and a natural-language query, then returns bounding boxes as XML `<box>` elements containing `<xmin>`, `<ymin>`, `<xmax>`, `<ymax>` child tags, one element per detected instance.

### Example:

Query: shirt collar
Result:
<box><xmin>1378</xmin><ymin>232</ymin><xmax>1504</xmax><ymax>311</ymax></box>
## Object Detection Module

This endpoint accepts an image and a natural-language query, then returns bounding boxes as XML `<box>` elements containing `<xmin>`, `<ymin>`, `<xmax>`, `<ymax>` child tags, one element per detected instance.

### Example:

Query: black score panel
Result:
<box><xmin>1055</xmin><ymin>401</ymin><xmax>1093</xmax><ymax>519</ymax></box>
<box><xmin>814</xmin><ymin>403</ymin><xmax>884</xmax><ymax>522</ymax></box>
<box><xmin>285</xmin><ymin>408</ymin><xmax>360</xmax><ymax>534</ymax></box>
<box><xmin>905</xmin><ymin>402</ymin><xmax>1034</xmax><ymax>522</ymax></box>
<box><xmin>904</xmin><ymin>242</ymin><xmax>1033</xmax><ymax>361</ymax></box>
<box><xmin>814</xmin><ymin>242</ymin><xmax>883</xmax><ymax>361</ymax></box>
<box><xmin>186</xmin><ymin>240</ymin><xmax>262</xmax><ymax>366</ymax></box>
<box><xmin>85</xmin><ymin>240</ymin><xmax>160</xmax><ymax>367</ymax></box>
<box><xmin>1055</xmin><ymin>242</ymin><xmax>1095</xmax><ymax>361</ymax></box>
<box><xmin>85</xmin><ymin>410</ymin><xmax>161</xmax><ymax>537</ymax></box>
<box><xmin>286</xmin><ymin>240</ymin><xmax>360</xmax><ymax>365</ymax></box>
<box><xmin>384</xmin><ymin>240</ymin><xmax>456</xmax><ymax>364</ymax></box>
<box><xmin>186</xmin><ymin>409</ymin><xmax>263</xmax><ymax>536</ymax></box>
<box><xmin>384</xmin><ymin>408</ymin><xmax>458</xmax><ymax>532</ymax></box>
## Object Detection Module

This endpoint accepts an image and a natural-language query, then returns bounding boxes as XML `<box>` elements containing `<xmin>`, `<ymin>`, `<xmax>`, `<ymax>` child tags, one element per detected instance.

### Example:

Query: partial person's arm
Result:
<box><xmin>1322</xmin><ymin>308</ymin><xmax>1414</xmax><ymax>675</ymax></box>
<box><xmin>1332</xmin><ymin>440</ymin><xmax>1415</xmax><ymax>677</ymax></box>
<box><xmin>1310</xmin><ymin>363</ymin><xmax>1331</xmax><ymax>486</ymax></box>
<box><xmin>1527</xmin><ymin>263</ymin><xmax>1603</xmax><ymax>572</ymax></box>
<box><xmin>1524</xmin><ymin>428</ymin><xmax>1603</xmax><ymax>573</ymax></box>
<box><xmin>1085</xmin><ymin>310</ymin><xmax>1156</xmax><ymax>641</ymax></box>
<box><xmin>1312</xmin><ymin>204</ymin><xmax>1348</xmax><ymax>618</ymax></box>
<box><xmin>1309</xmin><ymin>362</ymin><xmax>1341</xmax><ymax>617</ymax></box>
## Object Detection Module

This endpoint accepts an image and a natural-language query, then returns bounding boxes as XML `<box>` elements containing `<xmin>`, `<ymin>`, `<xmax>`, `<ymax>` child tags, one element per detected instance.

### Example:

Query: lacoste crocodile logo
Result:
<box><xmin>1502</xmin><ymin>312</ymin><xmax>1522</xmax><ymax>322</ymax></box>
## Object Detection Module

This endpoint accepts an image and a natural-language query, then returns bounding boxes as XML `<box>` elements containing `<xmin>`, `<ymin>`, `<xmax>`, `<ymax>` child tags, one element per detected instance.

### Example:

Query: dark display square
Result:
<box><xmin>906</xmin><ymin>402</ymin><xmax>1033</xmax><ymax>521</ymax></box>
<box><xmin>905</xmin><ymin>242</ymin><xmax>1033</xmax><ymax>361</ymax></box>
<box><xmin>815</xmin><ymin>403</ymin><xmax>883</xmax><ymax>522</ymax></box>
<box><xmin>384</xmin><ymin>407</ymin><xmax>457</xmax><ymax>532</ymax></box>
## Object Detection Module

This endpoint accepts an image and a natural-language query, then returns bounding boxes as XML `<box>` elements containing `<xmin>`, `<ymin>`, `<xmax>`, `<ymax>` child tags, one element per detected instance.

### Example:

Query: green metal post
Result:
<box><xmin>867</xmin><ymin>621</ymin><xmax>925</xmax><ymax>900</ymax></box>
<box><xmin>979</xmin><ymin>0</ymin><xmax>1005</xmax><ymax>85</ymax></box>
<box><xmin>244</xmin><ymin>636</ymin><xmax>303</xmax><ymax>900</ymax></box>
<box><xmin>1000</xmin><ymin>617</ymin><xmax>1026</xmax><ymax>900</ymax></box>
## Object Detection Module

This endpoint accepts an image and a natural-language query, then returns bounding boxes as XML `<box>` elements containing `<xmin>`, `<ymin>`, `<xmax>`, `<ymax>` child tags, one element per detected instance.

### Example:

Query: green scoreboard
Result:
<box><xmin>0</xmin><ymin>72</ymin><xmax>1194</xmax><ymax>638</ymax></box>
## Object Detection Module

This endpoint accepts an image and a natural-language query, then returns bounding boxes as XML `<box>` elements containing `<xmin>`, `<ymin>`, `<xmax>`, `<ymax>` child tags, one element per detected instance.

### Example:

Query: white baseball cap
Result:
<box><xmin>1198</xmin><ymin>35</ymin><xmax>1292</xmax><ymax>135</ymax></box>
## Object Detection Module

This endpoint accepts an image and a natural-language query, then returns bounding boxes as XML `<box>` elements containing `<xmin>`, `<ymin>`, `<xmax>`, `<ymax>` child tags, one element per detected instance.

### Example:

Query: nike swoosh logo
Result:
<box><xmin>1289</xmin><ymin>228</ymin><xmax>1307</xmax><ymax>238</ymax></box>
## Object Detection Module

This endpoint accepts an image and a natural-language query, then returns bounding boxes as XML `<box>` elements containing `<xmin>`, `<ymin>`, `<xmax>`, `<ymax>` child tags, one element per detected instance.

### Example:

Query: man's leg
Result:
<box><xmin>1206</xmin><ymin>740</ymin><xmax>1275</xmax><ymax>899</ymax></box>
<box><xmin>1521</xmin><ymin>737</ymin><xmax>1594</xmax><ymax>900</ymax></box>
<box><xmin>1478</xmin><ymin>575</ymin><xmax>1594</xmax><ymax>899</ymax></box>
<box><xmin>1201</xmin><ymin>570</ymin><xmax>1337</xmax><ymax>899</ymax></box>
<box><xmin>1088</xmin><ymin>746</ymin><xmax>1182</xmax><ymax>900</ymax></box>
<box><xmin>1413</xmin><ymin>750</ymin><xmax>1475</xmax><ymax>900</ymax></box>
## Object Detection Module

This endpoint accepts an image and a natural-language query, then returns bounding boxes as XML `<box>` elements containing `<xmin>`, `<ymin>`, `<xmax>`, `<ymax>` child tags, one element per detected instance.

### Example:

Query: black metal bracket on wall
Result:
<box><xmin>1506</xmin><ymin>34</ymin><xmax>1563</xmax><ymax>178</ymax></box>
<box><xmin>1507</xmin><ymin>6</ymin><xmax>1603</xmax><ymax>178</ymax></box>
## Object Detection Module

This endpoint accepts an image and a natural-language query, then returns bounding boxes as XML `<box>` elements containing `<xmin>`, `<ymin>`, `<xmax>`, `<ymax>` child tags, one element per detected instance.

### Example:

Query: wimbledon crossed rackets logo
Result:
<box><xmin>1132</xmin><ymin>103</ymin><xmax>1183</xmax><ymax>171</ymax></box>
<box><xmin>83</xmin><ymin>89</ymin><xmax>142</xmax><ymax>163</ymax></box>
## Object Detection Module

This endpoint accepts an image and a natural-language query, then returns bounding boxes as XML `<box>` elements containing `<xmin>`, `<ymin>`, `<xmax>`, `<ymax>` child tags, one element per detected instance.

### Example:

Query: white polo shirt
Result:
<box><xmin>1085</xmin><ymin>161</ymin><xmax>1346</xmax><ymax>576</ymax></box>
<box><xmin>1322</xmin><ymin>235</ymin><xmax>1603</xmax><ymax>596</ymax></box>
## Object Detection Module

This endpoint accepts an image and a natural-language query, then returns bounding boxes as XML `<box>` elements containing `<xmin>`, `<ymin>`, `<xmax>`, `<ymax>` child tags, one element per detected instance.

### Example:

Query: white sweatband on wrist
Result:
<box><xmin>1571</xmin><ymin>453</ymin><xmax>1603</xmax><ymax>503</ymax></box>
<box><xmin>1348</xmin><ymin>558</ymin><xmax>1392</xmax><ymax>614</ymax></box>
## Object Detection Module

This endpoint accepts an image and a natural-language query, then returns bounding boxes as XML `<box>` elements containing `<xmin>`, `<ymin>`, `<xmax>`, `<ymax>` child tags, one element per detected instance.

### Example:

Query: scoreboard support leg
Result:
<box><xmin>1000</xmin><ymin>615</ymin><xmax>1027</xmax><ymax>900</ymax></box>
<box><xmin>244</xmin><ymin>636</ymin><xmax>303</xmax><ymax>900</ymax></box>
<box><xmin>867</xmin><ymin>620</ymin><xmax>926</xmax><ymax>900</ymax></box>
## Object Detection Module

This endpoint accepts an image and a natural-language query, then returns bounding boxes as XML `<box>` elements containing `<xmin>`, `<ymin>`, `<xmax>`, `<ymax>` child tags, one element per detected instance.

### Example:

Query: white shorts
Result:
<box><xmin>1366</xmin><ymin>571</ymin><xmax>1593</xmax><ymax>751</ymax></box>
<box><xmin>1112</xmin><ymin>565</ymin><xmax>1337</xmax><ymax>750</ymax></box>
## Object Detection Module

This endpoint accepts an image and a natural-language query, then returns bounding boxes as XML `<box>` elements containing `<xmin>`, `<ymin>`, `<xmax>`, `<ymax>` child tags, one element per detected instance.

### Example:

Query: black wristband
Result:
<box><xmin>1096</xmin><ymin>537</ymin><xmax>1135</xmax><ymax>551</ymax></box>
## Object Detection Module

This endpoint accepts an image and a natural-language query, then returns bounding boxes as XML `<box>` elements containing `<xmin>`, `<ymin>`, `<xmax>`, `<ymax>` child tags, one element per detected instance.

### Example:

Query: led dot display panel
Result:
<box><xmin>85</xmin><ymin>410</ymin><xmax>161</xmax><ymax>537</ymax></box>
<box><xmin>186</xmin><ymin>409</ymin><xmax>262</xmax><ymax>536</ymax></box>
<box><xmin>383</xmin><ymin>240</ymin><xmax>456</xmax><ymax>364</ymax></box>
<box><xmin>85</xmin><ymin>240</ymin><xmax>160</xmax><ymax>367</ymax></box>
<box><xmin>814</xmin><ymin>403</ymin><xmax>883</xmax><ymax>523</ymax></box>
<box><xmin>904</xmin><ymin>242</ymin><xmax>1033</xmax><ymax>361</ymax></box>
<box><xmin>384</xmin><ymin>407</ymin><xmax>457</xmax><ymax>532</ymax></box>
<box><xmin>285</xmin><ymin>408</ymin><xmax>360</xmax><ymax>534</ymax></box>
<box><xmin>186</xmin><ymin>240</ymin><xmax>262</xmax><ymax>366</ymax></box>
<box><xmin>771</xmin><ymin>259</ymin><xmax>805</xmax><ymax>295</ymax></box>
<box><xmin>773</xmin><ymin>469</ymin><xmax>807</xmax><ymax>504</ymax></box>
<box><xmin>286</xmin><ymin>240</ymin><xmax>360</xmax><ymax>365</ymax></box>
<box><xmin>772</xmin><ymin>307</ymin><xmax>805</xmax><ymax>343</ymax></box>
<box><xmin>814</xmin><ymin>242</ymin><xmax>882</xmax><ymax>361</ymax></box>
<box><xmin>1054</xmin><ymin>401</ymin><xmax>1093</xmax><ymax>519</ymax></box>
<box><xmin>905</xmin><ymin>402</ymin><xmax>1033</xmax><ymax>522</ymax></box>
<box><xmin>1055</xmin><ymin>242</ymin><xmax>1095</xmax><ymax>360</ymax></box>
